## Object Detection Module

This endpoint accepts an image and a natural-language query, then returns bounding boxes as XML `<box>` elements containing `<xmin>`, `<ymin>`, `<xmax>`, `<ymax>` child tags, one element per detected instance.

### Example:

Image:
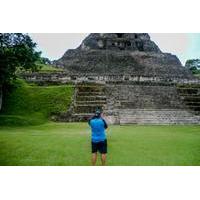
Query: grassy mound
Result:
<box><xmin>0</xmin><ymin>114</ymin><xmax>46</xmax><ymax>126</ymax></box>
<box><xmin>36</xmin><ymin>63</ymin><xmax>63</xmax><ymax>72</ymax></box>
<box><xmin>16</xmin><ymin>63</ymin><xmax>63</xmax><ymax>74</ymax></box>
<box><xmin>0</xmin><ymin>79</ymin><xmax>74</xmax><ymax>126</ymax></box>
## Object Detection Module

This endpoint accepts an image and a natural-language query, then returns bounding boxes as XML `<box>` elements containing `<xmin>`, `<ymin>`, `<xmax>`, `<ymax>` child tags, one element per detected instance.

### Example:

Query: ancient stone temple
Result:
<box><xmin>55</xmin><ymin>33</ymin><xmax>193</xmax><ymax>79</ymax></box>
<box><xmin>23</xmin><ymin>33</ymin><xmax>200</xmax><ymax>124</ymax></box>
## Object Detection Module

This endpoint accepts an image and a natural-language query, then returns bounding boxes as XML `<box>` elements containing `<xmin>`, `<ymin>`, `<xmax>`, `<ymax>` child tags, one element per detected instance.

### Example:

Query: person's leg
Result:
<box><xmin>100</xmin><ymin>139</ymin><xmax>107</xmax><ymax>166</ymax></box>
<box><xmin>91</xmin><ymin>141</ymin><xmax>98</xmax><ymax>166</ymax></box>
<box><xmin>92</xmin><ymin>153</ymin><xmax>97</xmax><ymax>166</ymax></box>
<box><xmin>101</xmin><ymin>154</ymin><xmax>106</xmax><ymax>166</ymax></box>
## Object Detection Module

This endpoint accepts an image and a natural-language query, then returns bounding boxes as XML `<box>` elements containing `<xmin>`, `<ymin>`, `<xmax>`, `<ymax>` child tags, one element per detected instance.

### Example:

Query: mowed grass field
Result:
<box><xmin>0</xmin><ymin>122</ymin><xmax>200</xmax><ymax>166</ymax></box>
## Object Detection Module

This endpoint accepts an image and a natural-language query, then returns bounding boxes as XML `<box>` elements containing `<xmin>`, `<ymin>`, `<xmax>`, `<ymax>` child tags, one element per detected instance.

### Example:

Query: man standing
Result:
<box><xmin>88</xmin><ymin>109</ymin><xmax>108</xmax><ymax>166</ymax></box>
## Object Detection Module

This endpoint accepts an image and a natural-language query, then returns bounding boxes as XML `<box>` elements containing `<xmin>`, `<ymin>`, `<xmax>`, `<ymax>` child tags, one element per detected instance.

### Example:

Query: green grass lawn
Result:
<box><xmin>0</xmin><ymin>122</ymin><xmax>200</xmax><ymax>166</ymax></box>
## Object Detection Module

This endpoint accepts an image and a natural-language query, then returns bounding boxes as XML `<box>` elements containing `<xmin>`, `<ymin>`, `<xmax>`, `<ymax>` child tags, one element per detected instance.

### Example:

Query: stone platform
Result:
<box><xmin>54</xmin><ymin>82</ymin><xmax>200</xmax><ymax>125</ymax></box>
<box><xmin>113</xmin><ymin>109</ymin><xmax>200</xmax><ymax>125</ymax></box>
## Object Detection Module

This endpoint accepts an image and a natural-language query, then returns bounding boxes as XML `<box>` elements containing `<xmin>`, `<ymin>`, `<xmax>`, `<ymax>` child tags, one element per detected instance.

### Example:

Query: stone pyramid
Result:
<box><xmin>55</xmin><ymin>33</ymin><xmax>193</xmax><ymax>79</ymax></box>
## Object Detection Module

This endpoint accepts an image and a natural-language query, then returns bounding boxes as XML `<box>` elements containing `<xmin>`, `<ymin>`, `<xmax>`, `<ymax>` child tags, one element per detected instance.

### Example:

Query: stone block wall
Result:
<box><xmin>103</xmin><ymin>83</ymin><xmax>200</xmax><ymax>124</ymax></box>
<box><xmin>20</xmin><ymin>72</ymin><xmax>200</xmax><ymax>85</ymax></box>
<box><xmin>19</xmin><ymin>72</ymin><xmax>200</xmax><ymax>124</ymax></box>
<box><xmin>105</xmin><ymin>84</ymin><xmax>185</xmax><ymax>111</ymax></box>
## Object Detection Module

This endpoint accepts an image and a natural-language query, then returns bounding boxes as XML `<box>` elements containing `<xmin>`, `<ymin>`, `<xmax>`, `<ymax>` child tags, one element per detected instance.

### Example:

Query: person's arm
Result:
<box><xmin>88</xmin><ymin>116</ymin><xmax>95</xmax><ymax>126</ymax></box>
<box><xmin>102</xmin><ymin>118</ymin><xmax>108</xmax><ymax>129</ymax></box>
<box><xmin>88</xmin><ymin>118</ymin><xmax>91</xmax><ymax>126</ymax></box>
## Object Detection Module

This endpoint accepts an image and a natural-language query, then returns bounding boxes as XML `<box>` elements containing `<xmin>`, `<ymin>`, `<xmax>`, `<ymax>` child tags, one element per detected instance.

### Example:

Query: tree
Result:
<box><xmin>40</xmin><ymin>57</ymin><xmax>52</xmax><ymax>65</ymax></box>
<box><xmin>185</xmin><ymin>59</ymin><xmax>200</xmax><ymax>72</ymax></box>
<box><xmin>0</xmin><ymin>33</ymin><xmax>41</xmax><ymax>110</ymax></box>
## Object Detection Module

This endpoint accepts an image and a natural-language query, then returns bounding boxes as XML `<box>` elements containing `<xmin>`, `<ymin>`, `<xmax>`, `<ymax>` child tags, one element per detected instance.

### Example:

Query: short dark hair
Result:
<box><xmin>95</xmin><ymin>108</ymin><xmax>102</xmax><ymax>116</ymax></box>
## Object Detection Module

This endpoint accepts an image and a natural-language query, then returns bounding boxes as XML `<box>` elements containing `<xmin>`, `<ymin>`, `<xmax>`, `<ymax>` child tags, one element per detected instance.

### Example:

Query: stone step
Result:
<box><xmin>186</xmin><ymin>106</ymin><xmax>200</xmax><ymax>111</ymax></box>
<box><xmin>120</xmin><ymin>116</ymin><xmax>200</xmax><ymax>124</ymax></box>
<box><xmin>177</xmin><ymin>87</ymin><xmax>199</xmax><ymax>90</ymax></box>
<box><xmin>178</xmin><ymin>90</ymin><xmax>198</xmax><ymax>95</ymax></box>
<box><xmin>120</xmin><ymin>120</ymin><xmax>200</xmax><ymax>125</ymax></box>
<box><xmin>73</xmin><ymin>113</ymin><xmax>94</xmax><ymax>116</ymax></box>
<box><xmin>119</xmin><ymin>118</ymin><xmax>200</xmax><ymax>123</ymax></box>
<box><xmin>78</xmin><ymin>91</ymin><xmax>105</xmax><ymax>96</ymax></box>
<box><xmin>185</xmin><ymin>102</ymin><xmax>200</xmax><ymax>106</ymax></box>
<box><xmin>76</xmin><ymin>100</ymin><xmax>107</xmax><ymax>105</ymax></box>
<box><xmin>76</xmin><ymin>95</ymin><xmax>107</xmax><ymax>101</ymax></box>
<box><xmin>119</xmin><ymin>116</ymin><xmax>199</xmax><ymax>120</ymax></box>
<box><xmin>179</xmin><ymin>94</ymin><xmax>200</xmax><ymax>97</ymax></box>
<box><xmin>74</xmin><ymin>105</ymin><xmax>106</xmax><ymax>113</ymax></box>
<box><xmin>78</xmin><ymin>86</ymin><xmax>105</xmax><ymax>93</ymax></box>
<box><xmin>118</xmin><ymin>109</ymin><xmax>200</xmax><ymax>124</ymax></box>
<box><xmin>119</xmin><ymin>101</ymin><xmax>183</xmax><ymax>109</ymax></box>
<box><xmin>72</xmin><ymin>113</ymin><xmax>94</xmax><ymax>121</ymax></box>
<box><xmin>118</xmin><ymin>109</ymin><xmax>195</xmax><ymax>116</ymax></box>
<box><xmin>77</xmin><ymin>83</ymin><xmax>105</xmax><ymax>87</ymax></box>
<box><xmin>177</xmin><ymin>85</ymin><xmax>200</xmax><ymax>88</ymax></box>
<box><xmin>181</xmin><ymin>97</ymin><xmax>200</xmax><ymax>101</ymax></box>
<box><xmin>106</xmin><ymin>108</ymin><xmax>187</xmax><ymax>112</ymax></box>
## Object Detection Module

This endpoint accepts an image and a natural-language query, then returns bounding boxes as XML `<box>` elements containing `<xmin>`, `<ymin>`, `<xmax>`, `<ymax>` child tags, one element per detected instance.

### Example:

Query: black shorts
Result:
<box><xmin>92</xmin><ymin>139</ymin><xmax>107</xmax><ymax>154</ymax></box>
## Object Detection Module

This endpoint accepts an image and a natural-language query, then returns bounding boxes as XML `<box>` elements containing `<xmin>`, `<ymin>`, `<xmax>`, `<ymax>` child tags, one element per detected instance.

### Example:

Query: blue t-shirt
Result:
<box><xmin>89</xmin><ymin>117</ymin><xmax>107</xmax><ymax>143</ymax></box>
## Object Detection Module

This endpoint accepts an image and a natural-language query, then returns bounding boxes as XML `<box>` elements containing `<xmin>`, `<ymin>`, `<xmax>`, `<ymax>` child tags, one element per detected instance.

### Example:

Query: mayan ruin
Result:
<box><xmin>21</xmin><ymin>33</ymin><xmax>200</xmax><ymax>124</ymax></box>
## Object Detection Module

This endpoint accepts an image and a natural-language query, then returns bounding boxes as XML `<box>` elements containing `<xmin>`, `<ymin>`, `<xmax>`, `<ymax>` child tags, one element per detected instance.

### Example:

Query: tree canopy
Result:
<box><xmin>0</xmin><ymin>33</ymin><xmax>41</xmax><ymax>85</ymax></box>
<box><xmin>185</xmin><ymin>59</ymin><xmax>200</xmax><ymax>70</ymax></box>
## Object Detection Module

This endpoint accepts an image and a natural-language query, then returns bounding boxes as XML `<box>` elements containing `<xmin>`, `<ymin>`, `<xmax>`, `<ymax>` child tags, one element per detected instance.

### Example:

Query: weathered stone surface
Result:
<box><xmin>105</xmin><ymin>84</ymin><xmax>185</xmax><ymax>110</ymax></box>
<box><xmin>53</xmin><ymin>82</ymin><xmax>200</xmax><ymax>125</ymax></box>
<box><xmin>20</xmin><ymin>72</ymin><xmax>200</xmax><ymax>85</ymax></box>
<box><xmin>55</xmin><ymin>33</ymin><xmax>193</xmax><ymax>79</ymax></box>
<box><xmin>103</xmin><ymin>83</ymin><xmax>200</xmax><ymax>124</ymax></box>
<box><xmin>177</xmin><ymin>85</ymin><xmax>200</xmax><ymax>114</ymax></box>
<box><xmin>117</xmin><ymin>109</ymin><xmax>200</xmax><ymax>125</ymax></box>
<box><xmin>78</xmin><ymin>33</ymin><xmax>161</xmax><ymax>52</ymax></box>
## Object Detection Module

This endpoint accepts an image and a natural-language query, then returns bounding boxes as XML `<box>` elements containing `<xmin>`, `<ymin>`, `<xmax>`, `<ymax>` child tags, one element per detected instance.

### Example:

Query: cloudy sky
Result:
<box><xmin>30</xmin><ymin>33</ymin><xmax>200</xmax><ymax>65</ymax></box>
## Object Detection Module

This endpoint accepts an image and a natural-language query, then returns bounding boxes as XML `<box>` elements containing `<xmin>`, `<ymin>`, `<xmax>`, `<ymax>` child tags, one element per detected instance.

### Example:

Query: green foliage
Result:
<box><xmin>0</xmin><ymin>79</ymin><xmax>74</xmax><ymax>125</ymax></box>
<box><xmin>188</xmin><ymin>67</ymin><xmax>200</xmax><ymax>75</ymax></box>
<box><xmin>0</xmin><ymin>33</ymin><xmax>41</xmax><ymax>86</ymax></box>
<box><xmin>0</xmin><ymin>123</ymin><xmax>200</xmax><ymax>165</ymax></box>
<box><xmin>39</xmin><ymin>57</ymin><xmax>51</xmax><ymax>65</ymax></box>
<box><xmin>185</xmin><ymin>59</ymin><xmax>200</xmax><ymax>67</ymax></box>
<box><xmin>185</xmin><ymin>59</ymin><xmax>200</xmax><ymax>75</ymax></box>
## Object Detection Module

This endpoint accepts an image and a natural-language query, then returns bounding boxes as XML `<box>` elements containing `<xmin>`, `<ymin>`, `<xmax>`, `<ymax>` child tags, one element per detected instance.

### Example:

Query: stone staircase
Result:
<box><xmin>56</xmin><ymin>83</ymin><xmax>107</xmax><ymax>122</ymax></box>
<box><xmin>177</xmin><ymin>85</ymin><xmax>200</xmax><ymax>114</ymax></box>
<box><xmin>103</xmin><ymin>84</ymin><xmax>200</xmax><ymax>125</ymax></box>
<box><xmin>55</xmin><ymin>82</ymin><xmax>200</xmax><ymax>125</ymax></box>
<box><xmin>118</xmin><ymin>109</ymin><xmax>200</xmax><ymax>125</ymax></box>
<box><xmin>113</xmin><ymin>84</ymin><xmax>200</xmax><ymax>125</ymax></box>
